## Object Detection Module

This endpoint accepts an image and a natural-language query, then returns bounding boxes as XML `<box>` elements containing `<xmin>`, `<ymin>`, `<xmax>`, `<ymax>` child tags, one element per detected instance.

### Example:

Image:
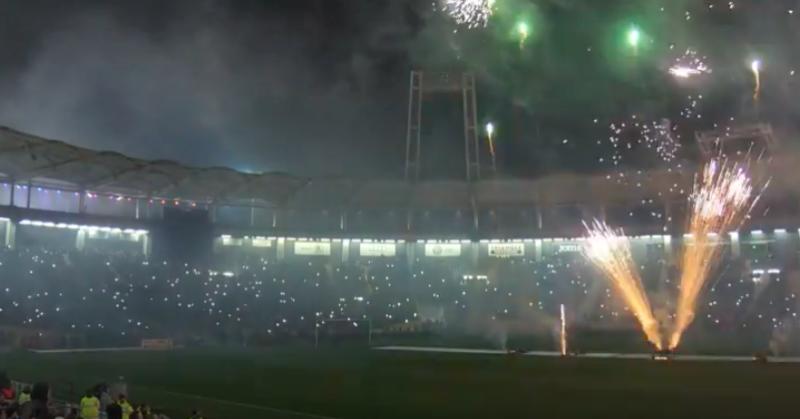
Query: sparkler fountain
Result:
<box><xmin>583</xmin><ymin>220</ymin><xmax>664</xmax><ymax>350</ymax></box>
<box><xmin>668</xmin><ymin>158</ymin><xmax>767</xmax><ymax>350</ymax></box>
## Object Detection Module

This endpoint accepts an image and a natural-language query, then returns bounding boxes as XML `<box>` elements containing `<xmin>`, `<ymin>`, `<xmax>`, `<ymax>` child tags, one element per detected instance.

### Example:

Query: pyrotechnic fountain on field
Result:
<box><xmin>582</xmin><ymin>220</ymin><xmax>664</xmax><ymax>350</ymax></box>
<box><xmin>668</xmin><ymin>158</ymin><xmax>767</xmax><ymax>350</ymax></box>
<box><xmin>560</xmin><ymin>304</ymin><xmax>567</xmax><ymax>356</ymax></box>
<box><xmin>583</xmin><ymin>158</ymin><xmax>767</xmax><ymax>352</ymax></box>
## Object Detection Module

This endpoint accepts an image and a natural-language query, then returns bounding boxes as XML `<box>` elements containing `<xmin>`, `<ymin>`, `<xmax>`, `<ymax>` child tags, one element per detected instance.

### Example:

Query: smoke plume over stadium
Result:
<box><xmin>2</xmin><ymin>1</ymin><xmax>800</xmax><ymax>417</ymax></box>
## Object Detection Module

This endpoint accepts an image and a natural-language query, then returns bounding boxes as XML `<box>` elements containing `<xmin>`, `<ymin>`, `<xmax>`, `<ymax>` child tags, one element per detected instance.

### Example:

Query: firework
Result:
<box><xmin>668</xmin><ymin>158</ymin><xmax>768</xmax><ymax>349</ymax></box>
<box><xmin>485</xmin><ymin>122</ymin><xmax>496</xmax><ymax>157</ymax></box>
<box><xmin>751</xmin><ymin>60</ymin><xmax>761</xmax><ymax>101</ymax></box>
<box><xmin>437</xmin><ymin>0</ymin><xmax>496</xmax><ymax>29</ymax></box>
<box><xmin>668</xmin><ymin>49</ymin><xmax>711</xmax><ymax>79</ymax></box>
<box><xmin>607</xmin><ymin>117</ymin><xmax>680</xmax><ymax>165</ymax></box>
<box><xmin>517</xmin><ymin>21</ymin><xmax>530</xmax><ymax>49</ymax></box>
<box><xmin>560</xmin><ymin>304</ymin><xmax>567</xmax><ymax>356</ymax></box>
<box><xmin>627</xmin><ymin>27</ymin><xmax>641</xmax><ymax>48</ymax></box>
<box><xmin>583</xmin><ymin>220</ymin><xmax>663</xmax><ymax>349</ymax></box>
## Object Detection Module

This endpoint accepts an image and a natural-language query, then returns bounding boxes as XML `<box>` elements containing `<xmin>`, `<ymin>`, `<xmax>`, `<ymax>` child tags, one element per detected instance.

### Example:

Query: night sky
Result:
<box><xmin>0</xmin><ymin>0</ymin><xmax>798</xmax><ymax>178</ymax></box>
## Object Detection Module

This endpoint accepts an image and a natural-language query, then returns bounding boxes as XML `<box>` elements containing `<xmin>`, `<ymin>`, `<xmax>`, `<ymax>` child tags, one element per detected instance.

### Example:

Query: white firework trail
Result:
<box><xmin>436</xmin><ymin>0</ymin><xmax>496</xmax><ymax>29</ymax></box>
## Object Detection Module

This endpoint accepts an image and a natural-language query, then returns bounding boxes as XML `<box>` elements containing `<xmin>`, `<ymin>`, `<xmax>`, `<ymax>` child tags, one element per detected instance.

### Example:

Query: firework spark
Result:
<box><xmin>486</xmin><ymin>122</ymin><xmax>496</xmax><ymax>157</ymax></box>
<box><xmin>517</xmin><ymin>21</ymin><xmax>530</xmax><ymax>49</ymax></box>
<box><xmin>437</xmin><ymin>0</ymin><xmax>496</xmax><ymax>29</ymax></box>
<box><xmin>668</xmin><ymin>158</ymin><xmax>768</xmax><ymax>349</ymax></box>
<box><xmin>560</xmin><ymin>303</ymin><xmax>567</xmax><ymax>356</ymax></box>
<box><xmin>607</xmin><ymin>117</ymin><xmax>681</xmax><ymax>165</ymax></box>
<box><xmin>583</xmin><ymin>220</ymin><xmax>663</xmax><ymax>349</ymax></box>
<box><xmin>669</xmin><ymin>49</ymin><xmax>711</xmax><ymax>79</ymax></box>
<box><xmin>751</xmin><ymin>60</ymin><xmax>762</xmax><ymax>101</ymax></box>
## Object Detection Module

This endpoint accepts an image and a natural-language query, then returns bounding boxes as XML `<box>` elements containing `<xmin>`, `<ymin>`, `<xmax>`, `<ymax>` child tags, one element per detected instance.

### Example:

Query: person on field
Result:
<box><xmin>188</xmin><ymin>410</ymin><xmax>203</xmax><ymax>419</ymax></box>
<box><xmin>117</xmin><ymin>395</ymin><xmax>133</xmax><ymax>419</ymax></box>
<box><xmin>80</xmin><ymin>390</ymin><xmax>100</xmax><ymax>419</ymax></box>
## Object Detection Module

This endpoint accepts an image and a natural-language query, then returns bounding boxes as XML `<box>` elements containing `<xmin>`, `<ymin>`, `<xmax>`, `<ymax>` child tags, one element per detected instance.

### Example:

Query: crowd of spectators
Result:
<box><xmin>0</xmin><ymin>374</ymin><xmax>199</xmax><ymax>419</ymax></box>
<box><xmin>0</xmin><ymin>233</ymin><xmax>797</xmax><ymax>353</ymax></box>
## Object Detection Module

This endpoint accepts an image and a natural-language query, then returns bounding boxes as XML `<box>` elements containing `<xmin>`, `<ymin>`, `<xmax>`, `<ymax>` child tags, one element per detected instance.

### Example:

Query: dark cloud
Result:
<box><xmin>0</xmin><ymin>0</ymin><xmax>798</xmax><ymax>178</ymax></box>
<box><xmin>0</xmin><ymin>0</ymin><xmax>422</xmax><ymax>176</ymax></box>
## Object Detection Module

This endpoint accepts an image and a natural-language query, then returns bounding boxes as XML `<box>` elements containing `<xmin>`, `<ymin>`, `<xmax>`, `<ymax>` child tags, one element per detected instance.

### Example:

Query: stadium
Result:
<box><xmin>3</xmin><ymin>1</ymin><xmax>800</xmax><ymax>418</ymax></box>
<box><xmin>0</xmin><ymin>120</ymin><xmax>799</xmax><ymax>418</ymax></box>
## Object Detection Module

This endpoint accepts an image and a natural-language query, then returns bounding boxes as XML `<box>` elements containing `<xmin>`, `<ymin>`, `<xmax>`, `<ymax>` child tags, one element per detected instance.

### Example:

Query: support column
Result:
<box><xmin>6</xmin><ymin>222</ymin><xmax>14</xmax><ymax>249</ymax></box>
<box><xmin>3</xmin><ymin>219</ymin><xmax>13</xmax><ymax>248</ymax></box>
<box><xmin>75</xmin><ymin>229</ymin><xmax>86</xmax><ymax>251</ymax></box>
<box><xmin>341</xmin><ymin>239</ymin><xmax>350</xmax><ymax>264</ymax></box>
<box><xmin>78</xmin><ymin>189</ymin><xmax>86</xmax><ymax>214</ymax></box>
<box><xmin>535</xmin><ymin>206</ymin><xmax>543</xmax><ymax>231</ymax></box>
<box><xmin>8</xmin><ymin>178</ymin><xmax>15</xmax><ymax>207</ymax></box>
<box><xmin>729</xmin><ymin>232</ymin><xmax>741</xmax><ymax>258</ymax></box>
<box><xmin>249</xmin><ymin>199</ymin><xmax>256</xmax><ymax>227</ymax></box>
<box><xmin>26</xmin><ymin>181</ymin><xmax>32</xmax><ymax>209</ymax></box>
<box><xmin>142</xmin><ymin>234</ymin><xmax>151</xmax><ymax>258</ymax></box>
<box><xmin>276</xmin><ymin>237</ymin><xmax>286</xmax><ymax>260</ymax></box>
<box><xmin>469</xmin><ymin>241</ymin><xmax>479</xmax><ymax>270</ymax></box>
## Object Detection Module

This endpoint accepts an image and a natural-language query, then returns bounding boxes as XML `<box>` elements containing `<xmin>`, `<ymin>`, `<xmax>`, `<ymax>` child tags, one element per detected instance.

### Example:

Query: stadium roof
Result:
<box><xmin>0</xmin><ymin>126</ymin><xmax>792</xmax><ymax>210</ymax></box>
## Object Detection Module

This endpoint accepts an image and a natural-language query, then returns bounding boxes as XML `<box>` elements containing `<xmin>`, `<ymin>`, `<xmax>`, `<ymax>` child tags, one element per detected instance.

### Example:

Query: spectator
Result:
<box><xmin>63</xmin><ymin>407</ymin><xmax>78</xmax><ymax>419</ymax></box>
<box><xmin>117</xmin><ymin>395</ymin><xmax>133</xmax><ymax>419</ymax></box>
<box><xmin>80</xmin><ymin>390</ymin><xmax>100</xmax><ymax>419</ymax></box>
<box><xmin>98</xmin><ymin>385</ymin><xmax>113</xmax><ymax>419</ymax></box>
<box><xmin>0</xmin><ymin>373</ymin><xmax>14</xmax><ymax>407</ymax></box>
<box><xmin>29</xmin><ymin>382</ymin><xmax>51</xmax><ymax>419</ymax></box>
<box><xmin>105</xmin><ymin>401</ymin><xmax>122</xmax><ymax>419</ymax></box>
<box><xmin>17</xmin><ymin>387</ymin><xmax>30</xmax><ymax>405</ymax></box>
<box><xmin>2</xmin><ymin>405</ymin><xmax>18</xmax><ymax>419</ymax></box>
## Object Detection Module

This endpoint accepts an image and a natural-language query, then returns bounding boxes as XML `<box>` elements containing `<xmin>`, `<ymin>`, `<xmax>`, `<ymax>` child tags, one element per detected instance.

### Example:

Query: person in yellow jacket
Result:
<box><xmin>80</xmin><ymin>389</ymin><xmax>100</xmax><ymax>419</ymax></box>
<box><xmin>17</xmin><ymin>385</ymin><xmax>31</xmax><ymax>405</ymax></box>
<box><xmin>118</xmin><ymin>394</ymin><xmax>134</xmax><ymax>419</ymax></box>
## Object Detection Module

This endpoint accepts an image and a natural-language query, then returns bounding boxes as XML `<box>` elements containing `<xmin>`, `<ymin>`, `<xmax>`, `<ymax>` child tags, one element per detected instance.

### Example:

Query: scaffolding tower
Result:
<box><xmin>405</xmin><ymin>71</ymin><xmax>482</xmax><ymax>182</ymax></box>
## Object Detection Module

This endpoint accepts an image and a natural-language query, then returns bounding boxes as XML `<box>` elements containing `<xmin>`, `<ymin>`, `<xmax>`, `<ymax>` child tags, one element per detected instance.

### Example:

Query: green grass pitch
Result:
<box><xmin>0</xmin><ymin>347</ymin><xmax>797</xmax><ymax>418</ymax></box>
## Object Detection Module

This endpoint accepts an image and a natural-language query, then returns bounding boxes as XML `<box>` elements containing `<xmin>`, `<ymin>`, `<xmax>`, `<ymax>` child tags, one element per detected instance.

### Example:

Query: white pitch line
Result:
<box><xmin>32</xmin><ymin>347</ymin><xmax>155</xmax><ymax>354</ymax></box>
<box><xmin>138</xmin><ymin>387</ymin><xmax>339</xmax><ymax>419</ymax></box>
<box><xmin>374</xmin><ymin>346</ymin><xmax>800</xmax><ymax>363</ymax></box>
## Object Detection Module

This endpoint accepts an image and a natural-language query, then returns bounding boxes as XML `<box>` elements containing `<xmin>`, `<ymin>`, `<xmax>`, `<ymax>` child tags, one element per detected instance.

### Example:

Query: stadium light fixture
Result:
<box><xmin>17</xmin><ymin>219</ymin><xmax>148</xmax><ymax>235</ymax></box>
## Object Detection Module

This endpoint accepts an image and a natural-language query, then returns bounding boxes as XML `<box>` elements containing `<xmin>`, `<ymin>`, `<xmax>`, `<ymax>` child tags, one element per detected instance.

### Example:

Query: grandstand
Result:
<box><xmin>0</xmin><ymin>125</ymin><xmax>798</xmax><ymax>355</ymax></box>
<box><xmin>2</xmin><ymin>127</ymin><xmax>800</xmax><ymax>417</ymax></box>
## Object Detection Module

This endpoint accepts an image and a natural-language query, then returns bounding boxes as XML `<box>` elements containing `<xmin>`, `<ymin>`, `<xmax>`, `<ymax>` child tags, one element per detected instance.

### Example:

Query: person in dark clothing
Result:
<box><xmin>106</xmin><ymin>401</ymin><xmax>123</xmax><ymax>419</ymax></box>
<box><xmin>64</xmin><ymin>407</ymin><xmax>79</xmax><ymax>419</ymax></box>
<box><xmin>29</xmin><ymin>383</ymin><xmax>51</xmax><ymax>419</ymax></box>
